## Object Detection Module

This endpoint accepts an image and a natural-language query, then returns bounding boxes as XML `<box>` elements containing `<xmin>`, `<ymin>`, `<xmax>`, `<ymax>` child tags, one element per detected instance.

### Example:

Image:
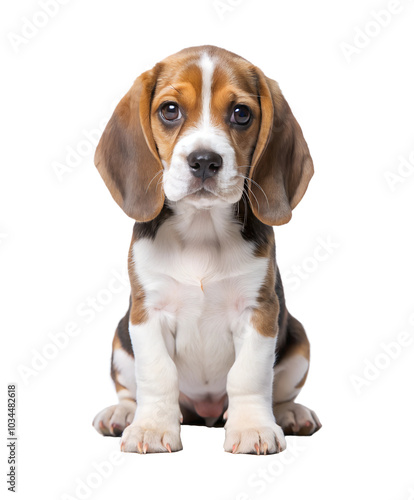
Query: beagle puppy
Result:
<box><xmin>92</xmin><ymin>45</ymin><xmax>321</xmax><ymax>455</ymax></box>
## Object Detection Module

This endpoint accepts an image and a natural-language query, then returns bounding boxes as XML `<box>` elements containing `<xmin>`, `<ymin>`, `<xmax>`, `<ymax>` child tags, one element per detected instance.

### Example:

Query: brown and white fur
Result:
<box><xmin>92</xmin><ymin>45</ymin><xmax>321</xmax><ymax>455</ymax></box>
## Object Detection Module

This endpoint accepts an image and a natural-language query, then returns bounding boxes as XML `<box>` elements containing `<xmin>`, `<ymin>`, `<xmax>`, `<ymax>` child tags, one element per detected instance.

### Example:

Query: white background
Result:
<box><xmin>1</xmin><ymin>0</ymin><xmax>414</xmax><ymax>499</ymax></box>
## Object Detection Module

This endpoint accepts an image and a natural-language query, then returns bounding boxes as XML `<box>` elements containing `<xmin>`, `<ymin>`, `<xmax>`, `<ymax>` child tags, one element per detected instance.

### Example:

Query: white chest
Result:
<box><xmin>131</xmin><ymin>206</ymin><xmax>269</xmax><ymax>400</ymax></box>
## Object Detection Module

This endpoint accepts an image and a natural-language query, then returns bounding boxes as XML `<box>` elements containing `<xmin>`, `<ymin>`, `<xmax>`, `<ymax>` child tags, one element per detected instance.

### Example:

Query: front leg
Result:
<box><xmin>121</xmin><ymin>307</ymin><xmax>182</xmax><ymax>454</ymax></box>
<box><xmin>225</xmin><ymin>307</ymin><xmax>286</xmax><ymax>455</ymax></box>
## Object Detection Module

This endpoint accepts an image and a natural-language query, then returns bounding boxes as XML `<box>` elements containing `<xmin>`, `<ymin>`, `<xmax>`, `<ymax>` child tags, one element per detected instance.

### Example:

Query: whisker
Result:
<box><xmin>232</xmin><ymin>184</ymin><xmax>248</xmax><ymax>230</ymax></box>
<box><xmin>240</xmin><ymin>189</ymin><xmax>248</xmax><ymax>230</ymax></box>
<box><xmin>235</xmin><ymin>172</ymin><xmax>269</xmax><ymax>209</ymax></box>
<box><xmin>155</xmin><ymin>176</ymin><xmax>164</xmax><ymax>190</ymax></box>
<box><xmin>234</xmin><ymin>173</ymin><xmax>260</xmax><ymax>211</ymax></box>
<box><xmin>145</xmin><ymin>170</ymin><xmax>163</xmax><ymax>193</ymax></box>
<box><xmin>245</xmin><ymin>182</ymin><xmax>261</xmax><ymax>211</ymax></box>
<box><xmin>248</xmin><ymin>177</ymin><xmax>269</xmax><ymax>208</ymax></box>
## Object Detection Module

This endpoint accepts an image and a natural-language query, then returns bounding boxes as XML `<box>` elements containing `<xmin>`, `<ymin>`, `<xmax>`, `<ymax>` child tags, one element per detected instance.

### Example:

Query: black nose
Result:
<box><xmin>187</xmin><ymin>150</ymin><xmax>223</xmax><ymax>180</ymax></box>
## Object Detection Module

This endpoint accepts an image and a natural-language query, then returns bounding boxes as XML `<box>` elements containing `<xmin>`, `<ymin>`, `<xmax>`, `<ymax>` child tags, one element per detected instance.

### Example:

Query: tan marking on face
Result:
<box><xmin>151</xmin><ymin>60</ymin><xmax>203</xmax><ymax>165</ymax></box>
<box><xmin>210</xmin><ymin>62</ymin><xmax>261</xmax><ymax>169</ymax></box>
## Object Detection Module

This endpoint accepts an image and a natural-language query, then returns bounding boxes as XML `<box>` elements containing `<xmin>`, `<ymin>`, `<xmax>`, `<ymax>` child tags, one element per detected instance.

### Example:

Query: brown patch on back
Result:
<box><xmin>251</xmin><ymin>253</ymin><xmax>279</xmax><ymax>338</ymax></box>
<box><xmin>238</xmin><ymin>220</ymin><xmax>280</xmax><ymax>338</ymax></box>
<box><xmin>128</xmin><ymin>238</ymin><xmax>148</xmax><ymax>326</ymax></box>
<box><xmin>277</xmin><ymin>313</ymin><xmax>310</xmax><ymax>360</ymax></box>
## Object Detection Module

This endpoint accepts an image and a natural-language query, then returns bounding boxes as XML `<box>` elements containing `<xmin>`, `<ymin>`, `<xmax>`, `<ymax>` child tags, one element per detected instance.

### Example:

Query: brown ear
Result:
<box><xmin>249</xmin><ymin>68</ymin><xmax>314</xmax><ymax>226</ymax></box>
<box><xmin>94</xmin><ymin>68</ymin><xmax>164</xmax><ymax>222</ymax></box>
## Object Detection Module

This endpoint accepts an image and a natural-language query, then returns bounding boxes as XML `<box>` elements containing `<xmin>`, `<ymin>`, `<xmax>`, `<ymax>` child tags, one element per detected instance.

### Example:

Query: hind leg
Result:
<box><xmin>93</xmin><ymin>317</ymin><xmax>137</xmax><ymax>437</ymax></box>
<box><xmin>272</xmin><ymin>314</ymin><xmax>322</xmax><ymax>436</ymax></box>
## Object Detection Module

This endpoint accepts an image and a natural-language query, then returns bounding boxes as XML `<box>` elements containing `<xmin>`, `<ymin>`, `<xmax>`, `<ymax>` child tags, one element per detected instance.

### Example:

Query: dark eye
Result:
<box><xmin>230</xmin><ymin>104</ymin><xmax>251</xmax><ymax>126</ymax></box>
<box><xmin>160</xmin><ymin>102</ymin><xmax>182</xmax><ymax>122</ymax></box>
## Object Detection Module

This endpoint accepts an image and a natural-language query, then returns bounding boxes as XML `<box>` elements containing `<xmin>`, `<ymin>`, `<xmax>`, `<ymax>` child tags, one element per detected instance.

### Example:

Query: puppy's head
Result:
<box><xmin>95</xmin><ymin>45</ymin><xmax>313</xmax><ymax>225</ymax></box>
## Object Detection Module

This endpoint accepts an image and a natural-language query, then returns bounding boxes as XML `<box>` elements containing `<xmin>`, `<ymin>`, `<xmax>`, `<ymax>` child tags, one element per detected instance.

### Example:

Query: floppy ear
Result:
<box><xmin>94</xmin><ymin>68</ymin><xmax>164</xmax><ymax>222</ymax></box>
<box><xmin>248</xmin><ymin>68</ymin><xmax>314</xmax><ymax>226</ymax></box>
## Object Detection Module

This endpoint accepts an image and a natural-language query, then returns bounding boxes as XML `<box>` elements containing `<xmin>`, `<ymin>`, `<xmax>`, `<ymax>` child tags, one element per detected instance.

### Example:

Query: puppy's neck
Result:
<box><xmin>168</xmin><ymin>199</ymin><xmax>239</xmax><ymax>248</ymax></box>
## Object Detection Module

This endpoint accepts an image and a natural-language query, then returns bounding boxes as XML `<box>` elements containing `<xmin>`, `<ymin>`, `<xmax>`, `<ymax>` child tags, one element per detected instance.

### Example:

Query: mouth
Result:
<box><xmin>164</xmin><ymin>175</ymin><xmax>244</xmax><ymax>206</ymax></box>
<box><xmin>179</xmin><ymin>182</ymin><xmax>243</xmax><ymax>207</ymax></box>
<box><xmin>180</xmin><ymin>186</ymin><xmax>221</xmax><ymax>207</ymax></box>
<box><xmin>188</xmin><ymin>188</ymin><xmax>217</xmax><ymax>198</ymax></box>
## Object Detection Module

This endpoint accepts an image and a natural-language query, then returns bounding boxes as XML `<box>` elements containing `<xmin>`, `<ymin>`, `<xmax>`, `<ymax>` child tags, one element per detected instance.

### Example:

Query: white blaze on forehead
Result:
<box><xmin>199</xmin><ymin>53</ymin><xmax>215</xmax><ymax>128</ymax></box>
<box><xmin>162</xmin><ymin>51</ymin><xmax>241</xmax><ymax>205</ymax></box>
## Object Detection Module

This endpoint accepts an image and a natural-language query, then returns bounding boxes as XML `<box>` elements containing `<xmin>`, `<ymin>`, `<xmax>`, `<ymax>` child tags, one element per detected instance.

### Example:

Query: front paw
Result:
<box><xmin>120</xmin><ymin>419</ymin><xmax>182</xmax><ymax>454</ymax></box>
<box><xmin>224</xmin><ymin>420</ymin><xmax>286</xmax><ymax>455</ymax></box>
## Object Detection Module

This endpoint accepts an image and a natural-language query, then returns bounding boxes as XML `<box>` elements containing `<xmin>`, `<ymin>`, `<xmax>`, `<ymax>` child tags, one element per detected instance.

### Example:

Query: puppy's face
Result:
<box><xmin>151</xmin><ymin>52</ymin><xmax>261</xmax><ymax>208</ymax></box>
<box><xmin>95</xmin><ymin>45</ymin><xmax>314</xmax><ymax>226</ymax></box>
